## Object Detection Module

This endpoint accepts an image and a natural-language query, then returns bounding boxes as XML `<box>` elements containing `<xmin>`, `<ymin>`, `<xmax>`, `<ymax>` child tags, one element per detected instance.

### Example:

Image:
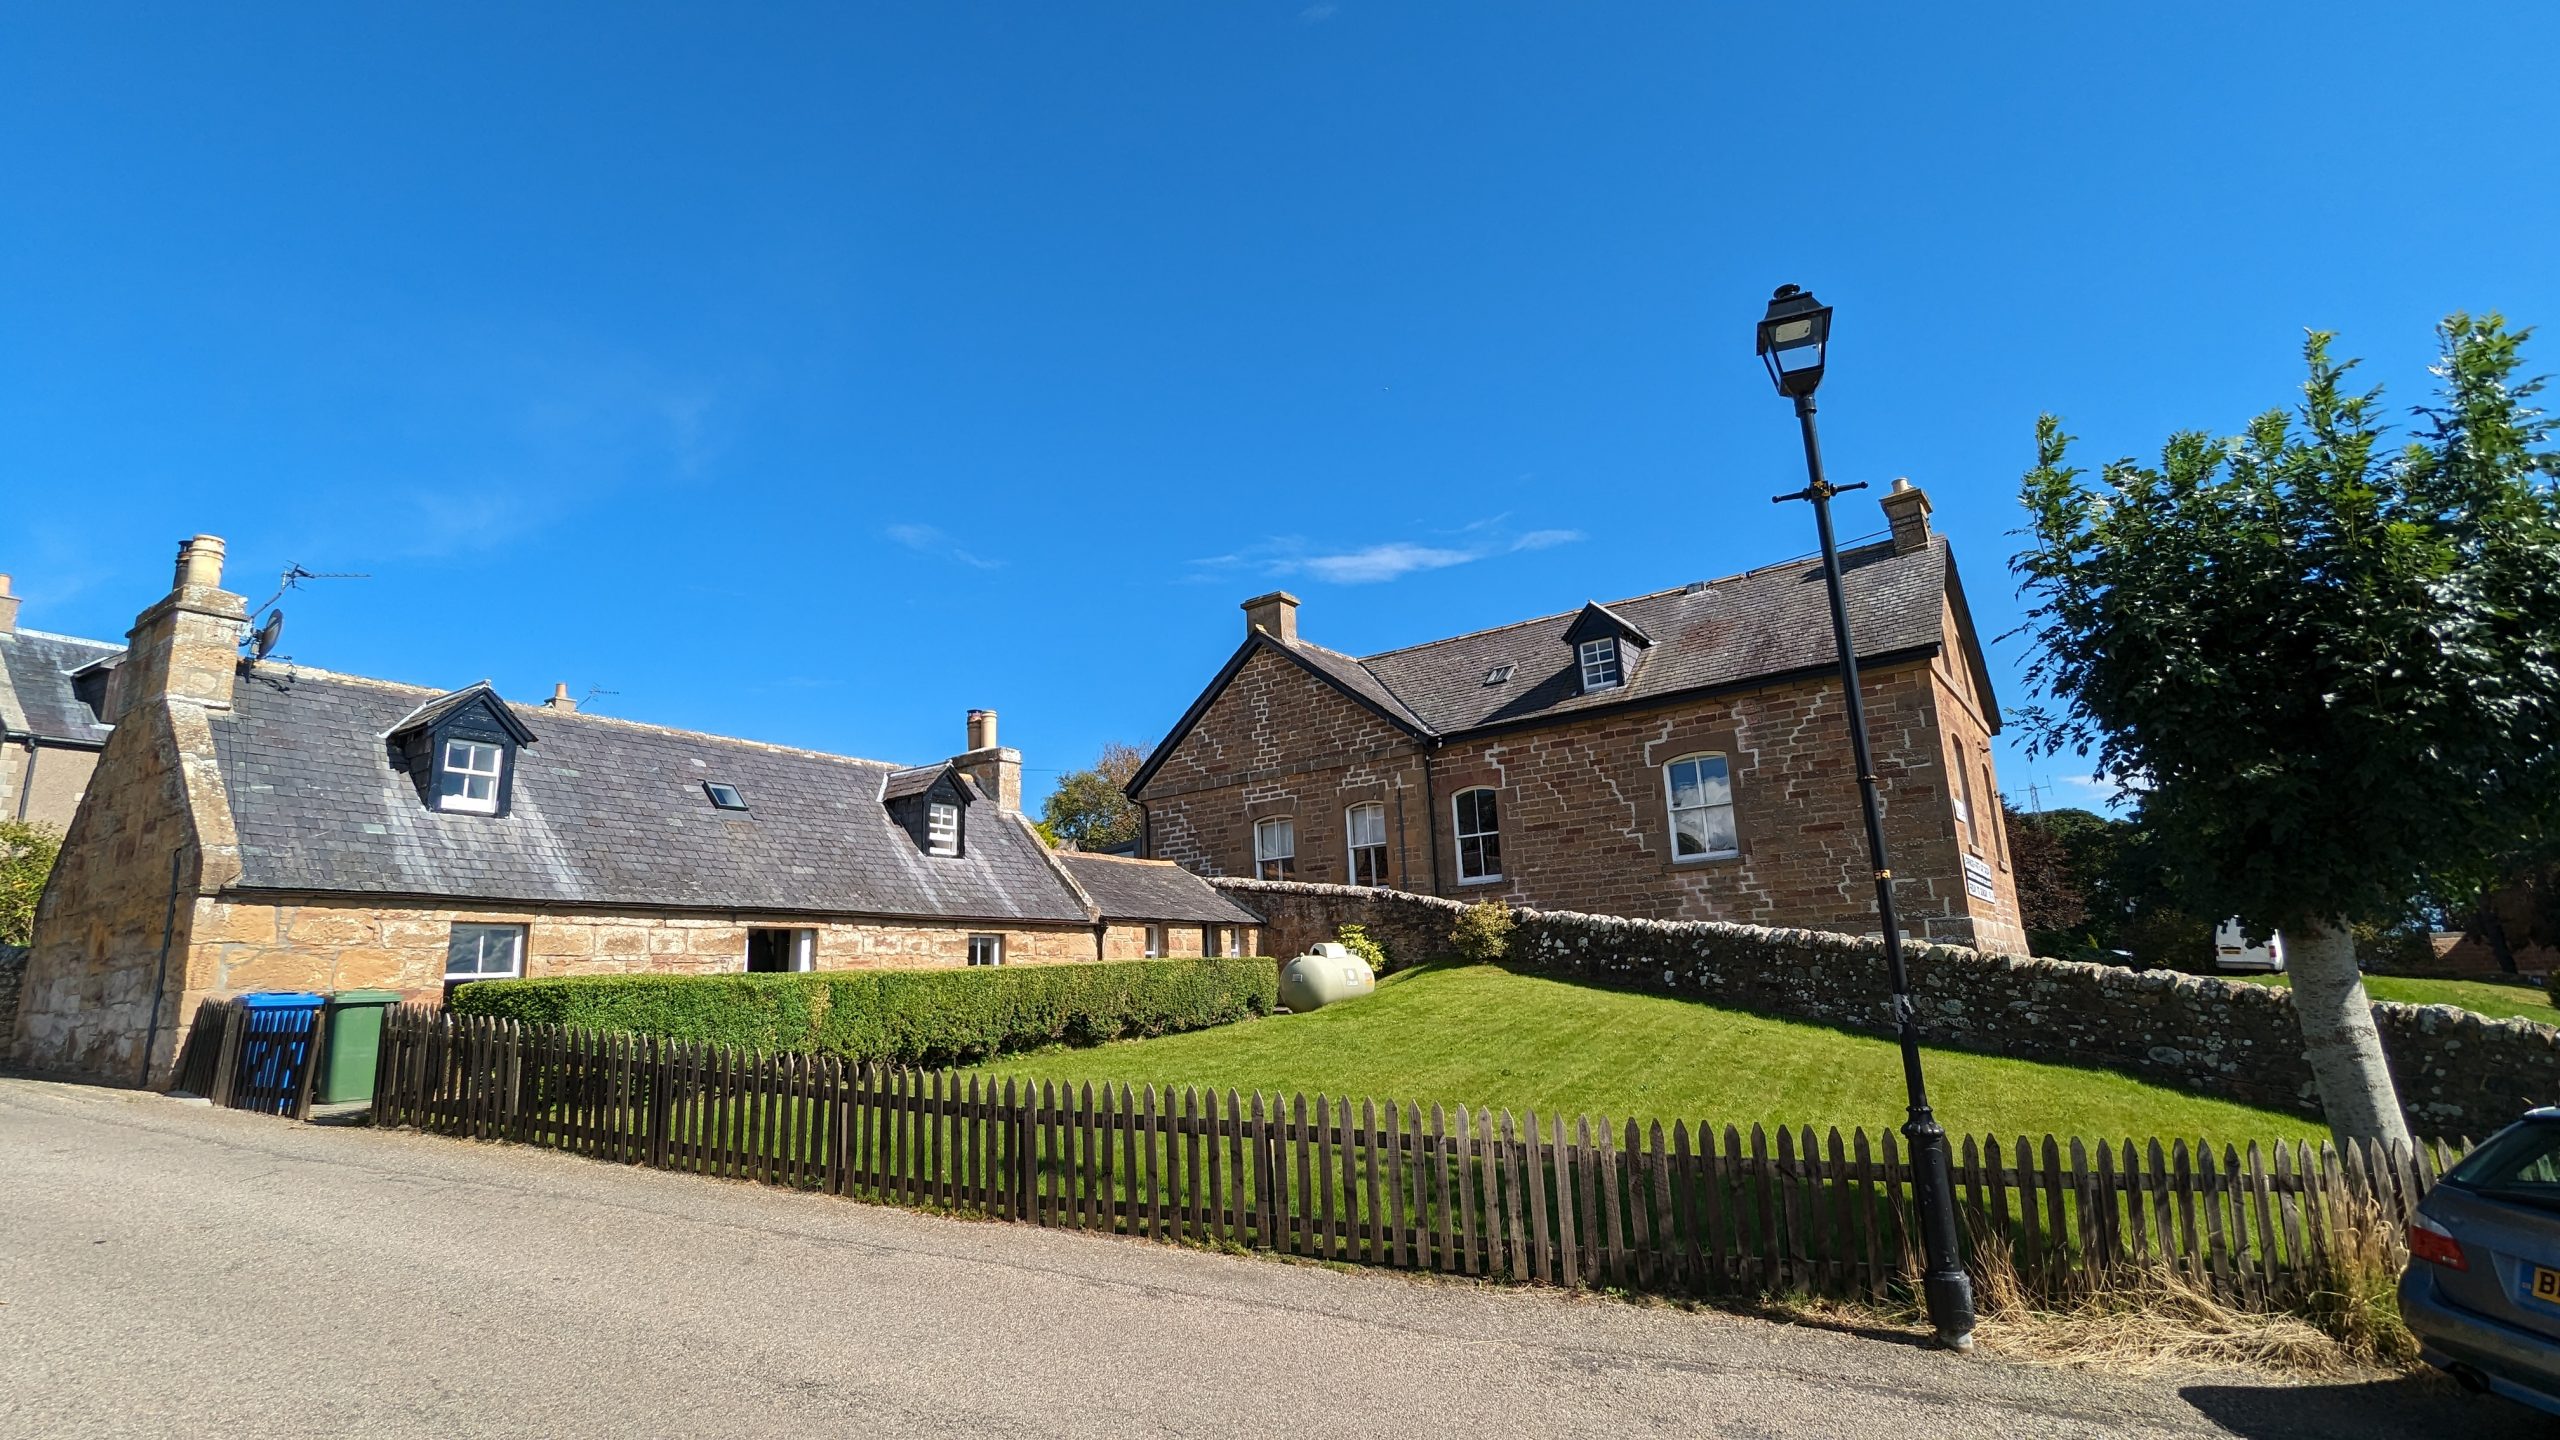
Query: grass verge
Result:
<box><xmin>974</xmin><ymin>961</ymin><xmax>2325</xmax><ymax>1146</ymax></box>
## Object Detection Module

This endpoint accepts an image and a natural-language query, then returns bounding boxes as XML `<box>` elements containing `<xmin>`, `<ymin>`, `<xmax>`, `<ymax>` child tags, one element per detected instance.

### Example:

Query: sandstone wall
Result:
<box><xmin>1210</xmin><ymin>878</ymin><xmax>2560</xmax><ymax>1140</ymax></box>
<box><xmin>0</xmin><ymin>944</ymin><xmax>25</xmax><ymax>1045</ymax></box>
<box><xmin>1143</xmin><ymin>645</ymin><xmax>2026</xmax><ymax>953</ymax></box>
<box><xmin>185</xmin><ymin>897</ymin><xmax>1115</xmax><ymax>1010</ymax></box>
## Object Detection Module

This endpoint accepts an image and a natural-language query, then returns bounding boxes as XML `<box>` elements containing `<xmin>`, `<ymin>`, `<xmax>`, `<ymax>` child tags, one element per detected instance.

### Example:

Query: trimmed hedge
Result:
<box><xmin>448</xmin><ymin>957</ymin><xmax>1278</xmax><ymax>1068</ymax></box>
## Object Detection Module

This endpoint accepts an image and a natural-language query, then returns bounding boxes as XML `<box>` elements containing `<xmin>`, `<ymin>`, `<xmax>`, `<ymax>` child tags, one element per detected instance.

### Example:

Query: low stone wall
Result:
<box><xmin>1212</xmin><ymin>878</ymin><xmax>1476</xmax><ymax>974</ymax></box>
<box><xmin>1209</xmin><ymin>877</ymin><xmax>2560</xmax><ymax>1139</ymax></box>
<box><xmin>0</xmin><ymin>945</ymin><xmax>26</xmax><ymax>1048</ymax></box>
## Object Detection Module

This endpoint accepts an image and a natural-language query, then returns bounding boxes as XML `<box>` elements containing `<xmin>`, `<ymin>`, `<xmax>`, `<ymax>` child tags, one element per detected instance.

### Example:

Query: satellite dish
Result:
<box><xmin>252</xmin><ymin>609</ymin><xmax>285</xmax><ymax>661</ymax></box>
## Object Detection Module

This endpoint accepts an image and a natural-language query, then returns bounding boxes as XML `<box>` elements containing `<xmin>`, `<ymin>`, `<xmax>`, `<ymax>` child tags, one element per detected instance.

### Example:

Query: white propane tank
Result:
<box><xmin>1279</xmin><ymin>941</ymin><xmax>1377</xmax><ymax>1013</ymax></box>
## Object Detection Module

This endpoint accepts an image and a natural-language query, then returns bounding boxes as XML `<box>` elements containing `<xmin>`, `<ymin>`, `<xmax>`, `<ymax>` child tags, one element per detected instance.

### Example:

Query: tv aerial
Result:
<box><xmin>242</xmin><ymin>563</ymin><xmax>370</xmax><ymax>662</ymax></box>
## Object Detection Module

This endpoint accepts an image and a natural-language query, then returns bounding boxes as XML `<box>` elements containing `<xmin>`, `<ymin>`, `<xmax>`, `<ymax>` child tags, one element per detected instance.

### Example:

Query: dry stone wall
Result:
<box><xmin>1211</xmin><ymin>877</ymin><xmax>2560</xmax><ymax>1140</ymax></box>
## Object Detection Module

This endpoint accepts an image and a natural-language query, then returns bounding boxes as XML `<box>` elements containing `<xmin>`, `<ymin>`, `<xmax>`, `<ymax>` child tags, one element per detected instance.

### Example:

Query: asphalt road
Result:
<box><xmin>0</xmin><ymin>1077</ymin><xmax>2540</xmax><ymax>1439</ymax></box>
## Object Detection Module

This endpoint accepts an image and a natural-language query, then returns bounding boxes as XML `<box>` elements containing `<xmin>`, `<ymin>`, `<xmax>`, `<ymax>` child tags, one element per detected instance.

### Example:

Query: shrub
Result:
<box><xmin>0</xmin><ymin>819</ymin><xmax>61</xmax><ymax>948</ymax></box>
<box><xmin>448</xmin><ymin>956</ymin><xmax>1277</xmax><ymax>1069</ymax></box>
<box><xmin>1335</xmin><ymin>923</ymin><xmax>1388</xmax><ymax>973</ymax></box>
<box><xmin>1450</xmin><ymin>901</ymin><xmax>1513</xmax><ymax>962</ymax></box>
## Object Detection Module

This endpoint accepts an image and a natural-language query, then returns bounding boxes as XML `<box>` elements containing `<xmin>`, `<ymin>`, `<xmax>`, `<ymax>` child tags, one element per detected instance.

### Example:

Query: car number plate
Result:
<box><xmin>2533</xmin><ymin>1266</ymin><xmax>2560</xmax><ymax>1303</ymax></box>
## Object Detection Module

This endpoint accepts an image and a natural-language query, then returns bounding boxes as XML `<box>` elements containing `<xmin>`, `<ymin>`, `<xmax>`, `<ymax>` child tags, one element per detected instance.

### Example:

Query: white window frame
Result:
<box><xmin>743</xmin><ymin>927</ymin><xmax>816</xmax><ymax>973</ymax></box>
<box><xmin>437</xmin><ymin>738</ymin><xmax>505</xmax><ymax>815</ymax></box>
<box><xmin>1143</xmin><ymin>923</ymin><xmax>1167</xmax><ymax>959</ymax></box>
<box><xmin>1453</xmin><ymin>787</ymin><xmax>1503</xmax><ymax>884</ymax></box>
<box><xmin>1344</xmin><ymin>801</ymin><xmax>1388</xmax><ymax>887</ymax></box>
<box><xmin>1253</xmin><ymin>816</ymin><xmax>1296</xmax><ymax>880</ymax></box>
<box><xmin>444</xmin><ymin>922</ymin><xmax>526</xmax><ymax>982</ymax></box>
<box><xmin>927</xmin><ymin>802</ymin><xmax>961</xmax><ymax>857</ymax></box>
<box><xmin>1224</xmin><ymin>927</ymin><xmax>1246</xmax><ymax>957</ymax></box>
<box><xmin>1662</xmin><ymin>753</ymin><xmax>1741</xmax><ymax>863</ymax></box>
<box><xmin>967</xmin><ymin>934</ymin><xmax>1004</xmax><ymax>967</ymax></box>
<box><xmin>1578</xmin><ymin>637</ymin><xmax>1622</xmax><ymax>692</ymax></box>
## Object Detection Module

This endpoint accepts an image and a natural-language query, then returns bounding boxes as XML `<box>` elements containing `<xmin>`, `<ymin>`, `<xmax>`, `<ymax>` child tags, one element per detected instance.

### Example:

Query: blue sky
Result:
<box><xmin>5</xmin><ymin>4</ymin><xmax>2555</xmax><ymax>815</ymax></box>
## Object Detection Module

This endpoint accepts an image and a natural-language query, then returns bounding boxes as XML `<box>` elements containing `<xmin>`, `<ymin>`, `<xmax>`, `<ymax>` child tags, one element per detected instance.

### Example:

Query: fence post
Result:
<box><xmin>648</xmin><ymin>1035</ymin><xmax>672</xmax><ymax>1169</ymax></box>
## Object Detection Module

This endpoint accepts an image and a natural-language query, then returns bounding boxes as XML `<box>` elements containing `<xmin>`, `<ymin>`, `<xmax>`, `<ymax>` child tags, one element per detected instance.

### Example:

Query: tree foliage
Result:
<box><xmin>2012</xmin><ymin>318</ymin><xmax>2560</xmax><ymax>937</ymax></box>
<box><xmin>1040</xmin><ymin>742</ymin><xmax>1146</xmax><ymax>851</ymax></box>
<box><xmin>0</xmin><ymin>819</ymin><xmax>61</xmax><ymax>948</ymax></box>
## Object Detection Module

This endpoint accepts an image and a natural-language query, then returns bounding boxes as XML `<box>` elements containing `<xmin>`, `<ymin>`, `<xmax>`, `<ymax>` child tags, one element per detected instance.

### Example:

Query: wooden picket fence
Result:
<box><xmin>172</xmin><ymin>996</ymin><xmax>326</xmax><ymax>1118</ymax></box>
<box><xmin>370</xmin><ymin>1006</ymin><xmax>2459</xmax><ymax>1308</ymax></box>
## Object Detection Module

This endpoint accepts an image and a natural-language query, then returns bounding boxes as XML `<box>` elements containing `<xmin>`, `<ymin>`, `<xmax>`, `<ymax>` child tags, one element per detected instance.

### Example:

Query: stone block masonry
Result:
<box><xmin>1212</xmin><ymin>877</ymin><xmax>2560</xmax><ymax>1141</ymax></box>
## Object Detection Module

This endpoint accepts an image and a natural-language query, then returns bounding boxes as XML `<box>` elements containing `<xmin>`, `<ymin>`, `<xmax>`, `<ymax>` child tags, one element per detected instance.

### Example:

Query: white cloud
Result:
<box><xmin>885</xmin><ymin>523</ymin><xmax>1002</xmax><ymax>570</ymax></box>
<box><xmin>1301</xmin><ymin>543</ymin><xmax>1478</xmax><ymax>584</ymax></box>
<box><xmin>1299</xmin><ymin>2</ymin><xmax>1338</xmax><ymax>21</ymax></box>
<box><xmin>1190</xmin><ymin>518</ymin><xmax>1583</xmax><ymax>586</ymax></box>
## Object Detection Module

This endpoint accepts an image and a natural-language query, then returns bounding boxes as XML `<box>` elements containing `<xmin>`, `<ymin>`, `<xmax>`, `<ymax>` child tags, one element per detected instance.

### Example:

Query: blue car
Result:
<box><xmin>2403</xmin><ymin>1108</ymin><xmax>2560</xmax><ymax>1415</ymax></box>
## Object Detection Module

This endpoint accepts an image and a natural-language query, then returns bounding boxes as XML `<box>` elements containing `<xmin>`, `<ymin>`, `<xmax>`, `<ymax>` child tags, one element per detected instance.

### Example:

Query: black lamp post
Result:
<box><xmin>1756</xmin><ymin>283</ymin><xmax>1977</xmax><ymax>1352</ymax></box>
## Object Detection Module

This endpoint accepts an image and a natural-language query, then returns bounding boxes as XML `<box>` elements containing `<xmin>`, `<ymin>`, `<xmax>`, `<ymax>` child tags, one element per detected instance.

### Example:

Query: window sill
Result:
<box><xmin>1456</xmin><ymin>875</ymin><xmax>1506</xmax><ymax>886</ymax></box>
<box><xmin>1671</xmin><ymin>852</ymin><xmax>1742</xmax><ymax>866</ymax></box>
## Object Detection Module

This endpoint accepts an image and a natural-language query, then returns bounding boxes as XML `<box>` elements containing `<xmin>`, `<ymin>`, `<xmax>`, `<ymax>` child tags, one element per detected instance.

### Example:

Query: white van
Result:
<box><xmin>2213</xmin><ymin>919</ymin><xmax>2286</xmax><ymax>973</ymax></box>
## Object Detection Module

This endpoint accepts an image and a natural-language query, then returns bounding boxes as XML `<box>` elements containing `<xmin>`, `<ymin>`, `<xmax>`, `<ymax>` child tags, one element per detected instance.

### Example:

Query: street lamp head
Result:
<box><xmin>1756</xmin><ymin>283</ymin><xmax>1832</xmax><ymax>398</ymax></box>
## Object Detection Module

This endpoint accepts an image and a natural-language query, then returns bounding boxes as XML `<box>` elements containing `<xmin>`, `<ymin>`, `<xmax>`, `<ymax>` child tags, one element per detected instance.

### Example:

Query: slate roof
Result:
<box><xmin>1357</xmin><ymin>537</ymin><xmax>1963</xmax><ymax>735</ymax></box>
<box><xmin>1134</xmin><ymin>537</ymin><xmax>1989</xmax><ymax>796</ymax></box>
<box><xmin>0</xmin><ymin>628</ymin><xmax>122</xmax><ymax>746</ymax></box>
<box><xmin>1057</xmin><ymin>853</ymin><xmax>1264</xmax><ymax>925</ymax></box>
<box><xmin>209</xmin><ymin>667</ymin><xmax>1093</xmax><ymax>923</ymax></box>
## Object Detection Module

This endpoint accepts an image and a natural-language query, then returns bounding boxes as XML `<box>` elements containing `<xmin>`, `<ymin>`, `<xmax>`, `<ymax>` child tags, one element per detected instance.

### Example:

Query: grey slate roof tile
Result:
<box><xmin>1057</xmin><ymin>853</ymin><xmax>1263</xmax><ymax>925</ymax></box>
<box><xmin>1350</xmin><ymin>537</ymin><xmax>1955</xmax><ymax>736</ymax></box>
<box><xmin>211</xmin><ymin>668</ymin><xmax>1092</xmax><ymax>923</ymax></box>
<box><xmin>0</xmin><ymin>628</ymin><xmax>121</xmax><ymax>745</ymax></box>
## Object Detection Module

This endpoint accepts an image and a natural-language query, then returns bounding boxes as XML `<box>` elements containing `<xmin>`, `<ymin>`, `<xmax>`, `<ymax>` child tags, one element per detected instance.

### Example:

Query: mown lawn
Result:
<box><xmin>2222</xmin><ymin>970</ymin><xmax>2556</xmax><ymax>1024</ymax></box>
<box><xmin>974</xmin><ymin>962</ymin><xmax>2324</xmax><ymax>1147</ymax></box>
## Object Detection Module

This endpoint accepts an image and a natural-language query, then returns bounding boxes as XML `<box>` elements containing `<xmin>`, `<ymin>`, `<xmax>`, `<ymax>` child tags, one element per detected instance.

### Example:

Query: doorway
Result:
<box><xmin>745</xmin><ymin>928</ymin><xmax>814</xmax><ymax>973</ymax></box>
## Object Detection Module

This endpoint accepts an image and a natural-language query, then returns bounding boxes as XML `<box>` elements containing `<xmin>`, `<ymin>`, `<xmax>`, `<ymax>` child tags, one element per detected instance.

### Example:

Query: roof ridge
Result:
<box><xmin>259</xmin><ymin>662</ymin><xmax>909</xmax><ymax>769</ymax></box>
<box><xmin>4</xmin><ymin>627</ymin><xmax>124</xmax><ymax>649</ymax></box>
<box><xmin>1351</xmin><ymin>535</ymin><xmax>1918</xmax><ymax>665</ymax></box>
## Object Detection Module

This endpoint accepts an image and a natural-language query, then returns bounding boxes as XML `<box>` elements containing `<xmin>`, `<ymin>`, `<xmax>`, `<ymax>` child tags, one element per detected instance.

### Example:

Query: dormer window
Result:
<box><xmin>704</xmin><ymin>781</ymin><xmax>748</xmax><ymax>811</ymax></box>
<box><xmin>438</xmin><ymin>740</ymin><xmax>505</xmax><ymax>813</ymax></box>
<box><xmin>928</xmin><ymin>802</ymin><xmax>961</xmax><ymax>856</ymax></box>
<box><xmin>1562</xmin><ymin>601</ymin><xmax>1653</xmax><ymax>697</ymax></box>
<box><xmin>1578</xmin><ymin>638</ymin><xmax>1621</xmax><ymax>692</ymax></box>
<box><xmin>388</xmin><ymin>681</ymin><xmax>539</xmax><ymax>820</ymax></box>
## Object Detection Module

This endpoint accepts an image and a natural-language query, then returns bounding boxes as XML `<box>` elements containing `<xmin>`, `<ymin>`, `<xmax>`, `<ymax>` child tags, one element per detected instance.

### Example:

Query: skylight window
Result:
<box><xmin>1483</xmin><ymin>665</ymin><xmax>1514</xmax><ymax>686</ymax></box>
<box><xmin>704</xmin><ymin>781</ymin><xmax>748</xmax><ymax>811</ymax></box>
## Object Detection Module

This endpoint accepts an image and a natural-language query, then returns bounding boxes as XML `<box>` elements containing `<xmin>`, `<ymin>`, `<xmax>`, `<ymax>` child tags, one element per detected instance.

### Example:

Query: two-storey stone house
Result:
<box><xmin>0</xmin><ymin>573</ymin><xmax>124</xmax><ymax>831</ymax></box>
<box><xmin>1129</xmin><ymin>482</ymin><xmax>2026</xmax><ymax>953</ymax></box>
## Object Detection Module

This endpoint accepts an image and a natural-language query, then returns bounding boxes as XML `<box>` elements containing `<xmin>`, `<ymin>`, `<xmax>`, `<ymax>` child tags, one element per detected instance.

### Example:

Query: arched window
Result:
<box><xmin>1345</xmin><ymin>802</ymin><xmax>1388</xmax><ymax>886</ymax></box>
<box><xmin>1663</xmin><ymin>753</ymin><xmax>1739</xmax><ymax>860</ymax></box>
<box><xmin>1253</xmin><ymin>816</ymin><xmax>1296</xmax><ymax>880</ymax></box>
<box><xmin>1453</xmin><ymin>787</ymin><xmax>1503</xmax><ymax>883</ymax></box>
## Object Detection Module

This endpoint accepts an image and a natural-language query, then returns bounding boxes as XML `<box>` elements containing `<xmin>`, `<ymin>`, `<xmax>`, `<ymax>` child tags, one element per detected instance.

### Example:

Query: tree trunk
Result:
<box><xmin>2290</xmin><ymin>916</ymin><xmax>2412</xmax><ymax>1150</ymax></box>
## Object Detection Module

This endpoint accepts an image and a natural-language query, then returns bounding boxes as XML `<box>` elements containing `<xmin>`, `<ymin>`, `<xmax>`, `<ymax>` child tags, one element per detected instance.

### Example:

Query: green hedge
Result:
<box><xmin>448</xmin><ymin>956</ymin><xmax>1277</xmax><ymax>1068</ymax></box>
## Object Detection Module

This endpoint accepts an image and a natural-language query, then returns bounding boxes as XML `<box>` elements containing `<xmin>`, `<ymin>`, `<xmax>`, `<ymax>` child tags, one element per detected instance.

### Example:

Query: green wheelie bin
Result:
<box><xmin>317</xmin><ymin>989</ymin><xmax>404</xmax><ymax>1104</ymax></box>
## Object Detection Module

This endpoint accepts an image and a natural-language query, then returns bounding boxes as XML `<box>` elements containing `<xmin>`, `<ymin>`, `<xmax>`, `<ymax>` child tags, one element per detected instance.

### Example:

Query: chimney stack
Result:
<box><xmin>1880</xmin><ymin>478</ymin><xmax>1933</xmax><ymax>556</ymax></box>
<box><xmin>955</xmin><ymin>707</ymin><xmax>1022</xmax><ymax>814</ymax></box>
<box><xmin>1242</xmin><ymin>591</ymin><xmax>1299</xmax><ymax>646</ymax></box>
<box><xmin>0</xmin><ymin>574</ymin><xmax>17</xmax><ymax>636</ymax></box>
<box><xmin>112</xmin><ymin>534</ymin><xmax>249</xmax><ymax>720</ymax></box>
<box><xmin>545</xmin><ymin>682</ymin><xmax>579</xmax><ymax>712</ymax></box>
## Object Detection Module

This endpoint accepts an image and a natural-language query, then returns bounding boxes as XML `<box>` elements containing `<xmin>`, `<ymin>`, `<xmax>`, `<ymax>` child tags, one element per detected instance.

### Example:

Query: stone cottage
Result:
<box><xmin>10</xmin><ymin>535</ymin><xmax>1261</xmax><ymax>1085</ymax></box>
<box><xmin>1129</xmin><ymin>482</ymin><xmax>2026</xmax><ymax>953</ymax></box>
<box><xmin>0</xmin><ymin>573</ymin><xmax>124</xmax><ymax>832</ymax></box>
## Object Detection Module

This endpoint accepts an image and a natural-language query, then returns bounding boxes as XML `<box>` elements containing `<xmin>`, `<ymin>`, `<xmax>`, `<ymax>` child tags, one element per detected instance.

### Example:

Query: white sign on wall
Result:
<box><xmin>1962</xmin><ymin>853</ymin><xmax>1999</xmax><ymax>904</ymax></box>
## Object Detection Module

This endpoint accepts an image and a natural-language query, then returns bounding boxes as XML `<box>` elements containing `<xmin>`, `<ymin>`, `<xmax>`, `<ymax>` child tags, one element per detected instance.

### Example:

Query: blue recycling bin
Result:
<box><xmin>236</xmin><ymin>992</ymin><xmax>326</xmax><ymax>1114</ymax></box>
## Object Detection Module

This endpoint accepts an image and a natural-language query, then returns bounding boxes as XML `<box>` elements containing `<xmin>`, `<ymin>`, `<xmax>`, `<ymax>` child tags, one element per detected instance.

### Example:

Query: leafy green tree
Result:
<box><xmin>2013</xmin><ymin>317</ymin><xmax>2560</xmax><ymax>1147</ymax></box>
<box><xmin>1041</xmin><ymin>742</ymin><xmax>1145</xmax><ymax>851</ymax></box>
<box><xmin>1</xmin><ymin>819</ymin><xmax>62</xmax><ymax>947</ymax></box>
